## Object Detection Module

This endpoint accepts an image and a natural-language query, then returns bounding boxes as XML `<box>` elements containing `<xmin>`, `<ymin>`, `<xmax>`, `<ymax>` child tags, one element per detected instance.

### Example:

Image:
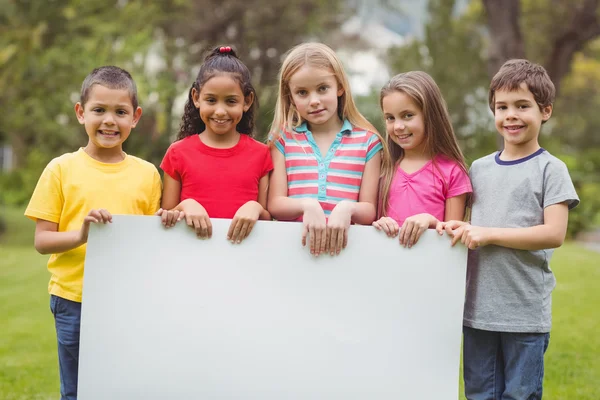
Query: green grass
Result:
<box><xmin>1</xmin><ymin>207</ymin><xmax>599</xmax><ymax>399</ymax></box>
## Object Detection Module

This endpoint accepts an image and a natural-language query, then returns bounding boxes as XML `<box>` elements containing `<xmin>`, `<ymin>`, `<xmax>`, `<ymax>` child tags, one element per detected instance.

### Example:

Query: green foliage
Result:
<box><xmin>0</xmin><ymin>149</ymin><xmax>51</xmax><ymax>207</ymax></box>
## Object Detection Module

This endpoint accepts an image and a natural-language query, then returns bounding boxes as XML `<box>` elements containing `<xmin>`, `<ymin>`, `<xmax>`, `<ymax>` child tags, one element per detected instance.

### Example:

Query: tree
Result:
<box><xmin>483</xmin><ymin>0</ymin><xmax>600</xmax><ymax>94</ymax></box>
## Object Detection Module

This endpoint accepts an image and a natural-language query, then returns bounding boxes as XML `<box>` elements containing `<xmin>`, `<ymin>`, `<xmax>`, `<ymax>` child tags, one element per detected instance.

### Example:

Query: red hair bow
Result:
<box><xmin>219</xmin><ymin>46</ymin><xmax>232</xmax><ymax>53</ymax></box>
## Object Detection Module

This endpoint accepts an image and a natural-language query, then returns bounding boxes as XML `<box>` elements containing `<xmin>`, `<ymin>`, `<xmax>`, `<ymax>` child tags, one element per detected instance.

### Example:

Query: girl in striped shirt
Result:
<box><xmin>268</xmin><ymin>43</ymin><xmax>386</xmax><ymax>257</ymax></box>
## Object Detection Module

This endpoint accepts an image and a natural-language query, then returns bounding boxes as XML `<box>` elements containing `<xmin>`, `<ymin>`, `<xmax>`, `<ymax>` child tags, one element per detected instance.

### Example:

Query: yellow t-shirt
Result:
<box><xmin>25</xmin><ymin>148</ymin><xmax>162</xmax><ymax>302</ymax></box>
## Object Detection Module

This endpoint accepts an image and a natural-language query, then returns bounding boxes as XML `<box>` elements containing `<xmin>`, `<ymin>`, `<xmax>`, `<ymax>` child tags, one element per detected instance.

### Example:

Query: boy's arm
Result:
<box><xmin>34</xmin><ymin>209</ymin><xmax>112</xmax><ymax>255</ymax></box>
<box><xmin>450</xmin><ymin>202</ymin><xmax>569</xmax><ymax>250</ymax></box>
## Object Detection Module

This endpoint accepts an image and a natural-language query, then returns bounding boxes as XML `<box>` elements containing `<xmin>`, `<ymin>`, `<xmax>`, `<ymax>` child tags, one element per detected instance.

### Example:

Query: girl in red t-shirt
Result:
<box><xmin>158</xmin><ymin>46</ymin><xmax>273</xmax><ymax>243</ymax></box>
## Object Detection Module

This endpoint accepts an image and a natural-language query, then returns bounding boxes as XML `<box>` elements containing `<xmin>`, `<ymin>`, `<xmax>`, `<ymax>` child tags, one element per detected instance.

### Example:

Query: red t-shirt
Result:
<box><xmin>160</xmin><ymin>134</ymin><xmax>273</xmax><ymax>218</ymax></box>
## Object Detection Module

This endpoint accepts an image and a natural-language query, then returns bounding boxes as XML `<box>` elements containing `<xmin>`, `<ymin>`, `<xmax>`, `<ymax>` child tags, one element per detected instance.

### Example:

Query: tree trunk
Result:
<box><xmin>545</xmin><ymin>0</ymin><xmax>600</xmax><ymax>94</ymax></box>
<box><xmin>482</xmin><ymin>0</ymin><xmax>526</xmax><ymax>149</ymax></box>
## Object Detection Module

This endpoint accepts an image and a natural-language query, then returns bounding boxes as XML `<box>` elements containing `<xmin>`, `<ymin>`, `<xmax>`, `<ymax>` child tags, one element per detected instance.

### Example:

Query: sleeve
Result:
<box><xmin>147</xmin><ymin>167</ymin><xmax>163</xmax><ymax>215</ymax></box>
<box><xmin>24</xmin><ymin>160</ymin><xmax>64</xmax><ymax>223</ymax></box>
<box><xmin>446</xmin><ymin>163</ymin><xmax>473</xmax><ymax>199</ymax></box>
<box><xmin>366</xmin><ymin>132</ymin><xmax>383</xmax><ymax>162</ymax></box>
<box><xmin>269</xmin><ymin>130</ymin><xmax>286</xmax><ymax>155</ymax></box>
<box><xmin>160</xmin><ymin>144</ymin><xmax>181</xmax><ymax>181</ymax></box>
<box><xmin>261</xmin><ymin>146</ymin><xmax>274</xmax><ymax>178</ymax></box>
<box><xmin>543</xmin><ymin>159</ymin><xmax>579</xmax><ymax>210</ymax></box>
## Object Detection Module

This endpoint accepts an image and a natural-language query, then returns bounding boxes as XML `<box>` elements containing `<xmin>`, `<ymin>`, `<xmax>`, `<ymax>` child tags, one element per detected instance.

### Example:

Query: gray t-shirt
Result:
<box><xmin>464</xmin><ymin>148</ymin><xmax>579</xmax><ymax>333</ymax></box>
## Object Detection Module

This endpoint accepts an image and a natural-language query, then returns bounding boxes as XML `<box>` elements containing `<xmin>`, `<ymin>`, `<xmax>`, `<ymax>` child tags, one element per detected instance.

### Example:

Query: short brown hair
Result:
<box><xmin>488</xmin><ymin>59</ymin><xmax>555</xmax><ymax>113</ymax></box>
<box><xmin>80</xmin><ymin>66</ymin><xmax>138</xmax><ymax>109</ymax></box>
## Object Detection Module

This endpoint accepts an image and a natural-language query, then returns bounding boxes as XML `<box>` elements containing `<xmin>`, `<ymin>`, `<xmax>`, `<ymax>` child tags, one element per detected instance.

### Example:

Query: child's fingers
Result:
<box><xmin>98</xmin><ymin>209</ymin><xmax>111</xmax><ymax>223</ymax></box>
<box><xmin>450</xmin><ymin>228</ymin><xmax>462</xmax><ymax>246</ymax></box>
<box><xmin>335</xmin><ymin>229</ymin><xmax>344</xmax><ymax>255</ymax></box>
<box><xmin>243</xmin><ymin>221</ymin><xmax>255</xmax><ymax>240</ymax></box>
<box><xmin>155</xmin><ymin>208</ymin><xmax>164</xmax><ymax>216</ymax></box>
<box><xmin>301</xmin><ymin>225</ymin><xmax>308</xmax><ymax>247</ymax></box>
<box><xmin>227</xmin><ymin>218</ymin><xmax>237</xmax><ymax>240</ymax></box>
<box><xmin>399</xmin><ymin>222</ymin><xmax>411</xmax><ymax>246</ymax></box>
<box><xmin>329</xmin><ymin>229</ymin><xmax>337</xmax><ymax>255</ymax></box>
<box><xmin>236</xmin><ymin>221</ymin><xmax>251</xmax><ymax>243</ymax></box>
<box><xmin>309</xmin><ymin>225</ymin><xmax>316</xmax><ymax>254</ymax></box>
<box><xmin>436</xmin><ymin>221</ymin><xmax>445</xmax><ymax>235</ymax></box>
<box><xmin>206</xmin><ymin>218</ymin><xmax>213</xmax><ymax>238</ymax></box>
<box><xmin>320</xmin><ymin>228</ymin><xmax>328</xmax><ymax>255</ymax></box>
<box><xmin>373</xmin><ymin>221</ymin><xmax>382</xmax><ymax>230</ymax></box>
<box><xmin>343</xmin><ymin>230</ymin><xmax>348</xmax><ymax>249</ymax></box>
<box><xmin>230</xmin><ymin>219</ymin><xmax>242</xmax><ymax>243</ymax></box>
<box><xmin>200</xmin><ymin>218</ymin><xmax>210</xmax><ymax>238</ymax></box>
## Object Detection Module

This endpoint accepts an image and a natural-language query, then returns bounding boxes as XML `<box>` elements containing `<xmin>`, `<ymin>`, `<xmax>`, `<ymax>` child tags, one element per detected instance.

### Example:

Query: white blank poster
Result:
<box><xmin>79</xmin><ymin>216</ymin><xmax>467</xmax><ymax>399</ymax></box>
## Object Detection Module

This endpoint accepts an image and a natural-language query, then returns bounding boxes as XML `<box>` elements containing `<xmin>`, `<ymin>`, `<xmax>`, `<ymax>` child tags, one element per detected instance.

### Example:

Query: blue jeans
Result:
<box><xmin>50</xmin><ymin>295</ymin><xmax>81</xmax><ymax>400</ymax></box>
<box><xmin>463</xmin><ymin>326</ymin><xmax>550</xmax><ymax>400</ymax></box>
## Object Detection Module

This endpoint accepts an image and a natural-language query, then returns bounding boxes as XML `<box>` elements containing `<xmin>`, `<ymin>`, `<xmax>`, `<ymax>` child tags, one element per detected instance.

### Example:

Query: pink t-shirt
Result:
<box><xmin>387</xmin><ymin>156</ymin><xmax>472</xmax><ymax>225</ymax></box>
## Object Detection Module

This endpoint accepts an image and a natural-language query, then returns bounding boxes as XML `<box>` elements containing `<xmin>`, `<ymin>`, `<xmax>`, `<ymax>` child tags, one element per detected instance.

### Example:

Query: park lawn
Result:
<box><xmin>1</xmin><ymin>206</ymin><xmax>599</xmax><ymax>399</ymax></box>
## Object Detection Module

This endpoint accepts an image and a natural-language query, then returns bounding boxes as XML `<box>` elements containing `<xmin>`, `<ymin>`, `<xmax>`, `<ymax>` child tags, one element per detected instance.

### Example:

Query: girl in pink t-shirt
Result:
<box><xmin>373</xmin><ymin>71</ymin><xmax>472</xmax><ymax>247</ymax></box>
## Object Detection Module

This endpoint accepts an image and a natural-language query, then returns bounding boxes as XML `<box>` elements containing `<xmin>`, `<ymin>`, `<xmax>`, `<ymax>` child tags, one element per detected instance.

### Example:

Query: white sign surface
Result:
<box><xmin>80</xmin><ymin>216</ymin><xmax>467</xmax><ymax>399</ymax></box>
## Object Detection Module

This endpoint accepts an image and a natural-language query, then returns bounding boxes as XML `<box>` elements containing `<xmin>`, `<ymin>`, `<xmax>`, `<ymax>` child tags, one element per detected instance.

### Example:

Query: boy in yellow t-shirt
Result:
<box><xmin>25</xmin><ymin>66</ymin><xmax>163</xmax><ymax>400</ymax></box>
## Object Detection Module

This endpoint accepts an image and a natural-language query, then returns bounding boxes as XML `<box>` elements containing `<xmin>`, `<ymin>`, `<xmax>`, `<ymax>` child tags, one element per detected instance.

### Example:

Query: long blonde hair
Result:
<box><xmin>270</xmin><ymin>42</ymin><xmax>381</xmax><ymax>140</ymax></box>
<box><xmin>379</xmin><ymin>71</ymin><xmax>469</xmax><ymax>217</ymax></box>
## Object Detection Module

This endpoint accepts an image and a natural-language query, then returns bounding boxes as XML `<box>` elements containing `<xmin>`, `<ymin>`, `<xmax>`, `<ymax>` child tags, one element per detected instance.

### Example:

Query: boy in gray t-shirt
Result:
<box><xmin>445</xmin><ymin>59</ymin><xmax>579</xmax><ymax>400</ymax></box>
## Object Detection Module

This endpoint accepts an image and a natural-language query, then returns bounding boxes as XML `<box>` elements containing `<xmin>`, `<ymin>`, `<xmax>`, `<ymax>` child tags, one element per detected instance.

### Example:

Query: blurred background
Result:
<box><xmin>0</xmin><ymin>1</ymin><xmax>599</xmax><ymax>399</ymax></box>
<box><xmin>1</xmin><ymin>0</ymin><xmax>599</xmax><ymax>237</ymax></box>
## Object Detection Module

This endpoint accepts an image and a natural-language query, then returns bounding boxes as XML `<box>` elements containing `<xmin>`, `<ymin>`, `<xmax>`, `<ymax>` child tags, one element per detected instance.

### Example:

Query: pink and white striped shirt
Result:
<box><xmin>275</xmin><ymin>119</ymin><xmax>382</xmax><ymax>218</ymax></box>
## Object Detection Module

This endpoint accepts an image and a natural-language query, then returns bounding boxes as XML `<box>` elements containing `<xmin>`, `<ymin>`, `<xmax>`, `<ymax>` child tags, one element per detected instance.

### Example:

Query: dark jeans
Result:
<box><xmin>50</xmin><ymin>295</ymin><xmax>81</xmax><ymax>400</ymax></box>
<box><xmin>463</xmin><ymin>326</ymin><xmax>550</xmax><ymax>400</ymax></box>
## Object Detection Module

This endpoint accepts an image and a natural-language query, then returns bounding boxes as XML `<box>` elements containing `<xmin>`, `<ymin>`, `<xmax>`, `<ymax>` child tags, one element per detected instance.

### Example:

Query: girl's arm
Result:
<box><xmin>161</xmin><ymin>174</ymin><xmax>182</xmax><ymax>210</ymax></box>
<box><xmin>267</xmin><ymin>147</ymin><xmax>328</xmax><ymax>255</ymax></box>
<box><xmin>350</xmin><ymin>151</ymin><xmax>381</xmax><ymax>224</ymax></box>
<box><xmin>444</xmin><ymin>194</ymin><xmax>468</xmax><ymax>221</ymax></box>
<box><xmin>256</xmin><ymin>174</ymin><xmax>271</xmax><ymax>220</ymax></box>
<box><xmin>400</xmin><ymin>193</ymin><xmax>468</xmax><ymax>248</ymax></box>
<box><xmin>327</xmin><ymin>152</ymin><xmax>382</xmax><ymax>255</ymax></box>
<box><xmin>34</xmin><ymin>210</ymin><xmax>112</xmax><ymax>254</ymax></box>
<box><xmin>267</xmin><ymin>147</ymin><xmax>323</xmax><ymax>220</ymax></box>
<box><xmin>226</xmin><ymin>175</ymin><xmax>271</xmax><ymax>243</ymax></box>
<box><xmin>161</xmin><ymin>173</ymin><xmax>212</xmax><ymax>238</ymax></box>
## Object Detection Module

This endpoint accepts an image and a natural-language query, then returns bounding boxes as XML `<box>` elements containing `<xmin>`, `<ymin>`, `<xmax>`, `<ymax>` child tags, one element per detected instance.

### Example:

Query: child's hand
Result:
<box><xmin>178</xmin><ymin>199</ymin><xmax>212</xmax><ymax>239</ymax></box>
<box><xmin>79</xmin><ymin>209</ymin><xmax>112</xmax><ymax>244</ymax></box>
<box><xmin>399</xmin><ymin>213</ymin><xmax>437</xmax><ymax>248</ymax></box>
<box><xmin>301</xmin><ymin>199</ymin><xmax>327</xmax><ymax>256</ymax></box>
<box><xmin>435</xmin><ymin>220</ymin><xmax>446</xmax><ymax>235</ymax></box>
<box><xmin>373</xmin><ymin>217</ymin><xmax>400</xmax><ymax>237</ymax></box>
<box><xmin>156</xmin><ymin>208</ymin><xmax>185</xmax><ymax>228</ymax></box>
<box><xmin>228</xmin><ymin>201</ymin><xmax>262</xmax><ymax>244</ymax></box>
<box><xmin>449</xmin><ymin>224</ymin><xmax>491</xmax><ymax>249</ymax></box>
<box><xmin>327</xmin><ymin>201</ymin><xmax>353</xmax><ymax>256</ymax></box>
<box><xmin>443</xmin><ymin>220</ymin><xmax>468</xmax><ymax>235</ymax></box>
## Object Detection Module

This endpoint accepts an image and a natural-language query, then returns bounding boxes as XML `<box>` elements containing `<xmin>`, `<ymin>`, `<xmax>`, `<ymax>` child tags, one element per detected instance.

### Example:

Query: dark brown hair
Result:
<box><xmin>178</xmin><ymin>46</ymin><xmax>257</xmax><ymax>140</ymax></box>
<box><xmin>489</xmin><ymin>59</ymin><xmax>555</xmax><ymax>116</ymax></box>
<box><xmin>80</xmin><ymin>66</ymin><xmax>138</xmax><ymax>109</ymax></box>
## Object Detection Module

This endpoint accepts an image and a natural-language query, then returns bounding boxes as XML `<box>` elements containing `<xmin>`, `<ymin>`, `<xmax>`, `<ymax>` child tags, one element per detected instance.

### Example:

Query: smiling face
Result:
<box><xmin>75</xmin><ymin>84</ymin><xmax>141</xmax><ymax>160</ymax></box>
<box><xmin>493</xmin><ymin>82</ymin><xmax>552</xmax><ymax>155</ymax></box>
<box><xmin>382</xmin><ymin>90</ymin><xmax>426</xmax><ymax>156</ymax></box>
<box><xmin>192</xmin><ymin>74</ymin><xmax>253</xmax><ymax>141</ymax></box>
<box><xmin>288</xmin><ymin>65</ymin><xmax>344</xmax><ymax>132</ymax></box>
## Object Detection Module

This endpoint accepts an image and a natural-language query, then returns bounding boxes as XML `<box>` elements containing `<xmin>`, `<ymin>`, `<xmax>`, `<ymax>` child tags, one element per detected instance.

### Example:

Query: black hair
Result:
<box><xmin>177</xmin><ymin>46</ymin><xmax>257</xmax><ymax>140</ymax></box>
<box><xmin>80</xmin><ymin>66</ymin><xmax>138</xmax><ymax>109</ymax></box>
